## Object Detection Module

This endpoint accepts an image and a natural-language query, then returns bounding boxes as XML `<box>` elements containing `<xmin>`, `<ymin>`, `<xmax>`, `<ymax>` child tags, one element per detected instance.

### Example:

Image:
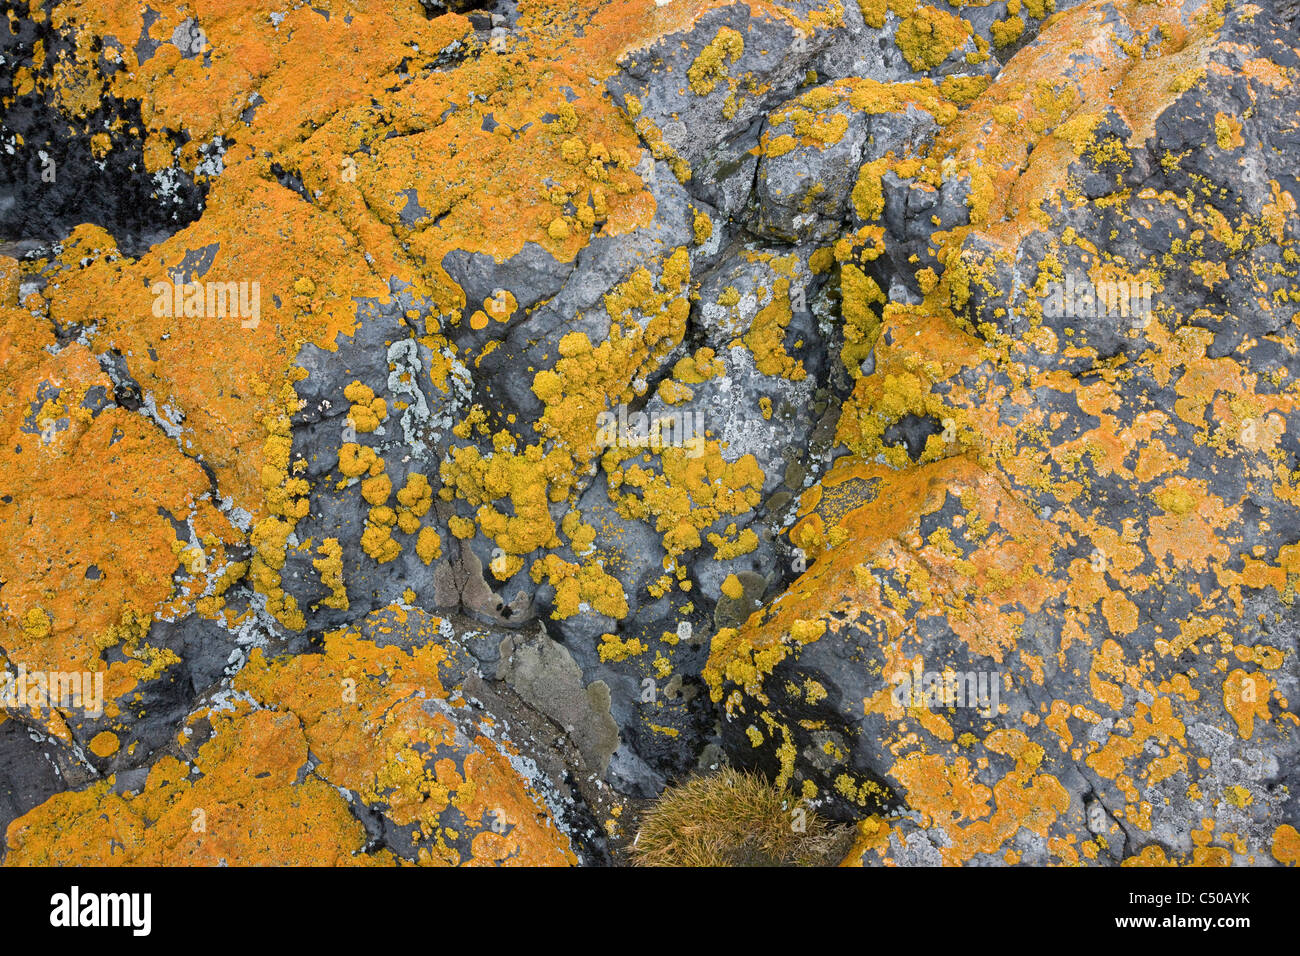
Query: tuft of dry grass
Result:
<box><xmin>629</xmin><ymin>768</ymin><xmax>854</xmax><ymax>867</ymax></box>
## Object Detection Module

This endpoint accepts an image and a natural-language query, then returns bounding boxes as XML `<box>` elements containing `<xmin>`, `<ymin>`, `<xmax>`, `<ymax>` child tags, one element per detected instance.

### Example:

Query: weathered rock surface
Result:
<box><xmin>1</xmin><ymin>0</ymin><xmax>1297</xmax><ymax>867</ymax></box>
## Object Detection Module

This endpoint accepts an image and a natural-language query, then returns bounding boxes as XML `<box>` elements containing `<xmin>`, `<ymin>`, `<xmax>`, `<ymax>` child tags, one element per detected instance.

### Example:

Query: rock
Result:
<box><xmin>703</xmin><ymin>0</ymin><xmax>1300</xmax><ymax>867</ymax></box>
<box><xmin>752</xmin><ymin>85</ymin><xmax>873</xmax><ymax>242</ymax></box>
<box><xmin>498</xmin><ymin>627</ymin><xmax>620</xmax><ymax>774</ymax></box>
<box><xmin>2</xmin><ymin>0</ymin><xmax>1297</xmax><ymax>869</ymax></box>
<box><xmin>0</xmin><ymin>720</ymin><xmax>79</xmax><ymax>854</ymax></box>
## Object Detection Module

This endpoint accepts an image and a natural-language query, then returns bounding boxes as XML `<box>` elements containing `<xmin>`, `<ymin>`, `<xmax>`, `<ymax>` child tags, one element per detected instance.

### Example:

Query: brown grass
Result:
<box><xmin>629</xmin><ymin>768</ymin><xmax>854</xmax><ymax>867</ymax></box>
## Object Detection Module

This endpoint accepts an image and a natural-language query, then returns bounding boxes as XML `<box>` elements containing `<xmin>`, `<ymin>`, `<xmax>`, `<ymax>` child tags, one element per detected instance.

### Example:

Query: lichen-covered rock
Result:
<box><xmin>1</xmin><ymin>0</ymin><xmax>1297</xmax><ymax>867</ymax></box>
<box><xmin>704</xmin><ymin>0</ymin><xmax>1300</xmax><ymax>866</ymax></box>
<box><xmin>7</xmin><ymin>606</ymin><xmax>586</xmax><ymax>865</ymax></box>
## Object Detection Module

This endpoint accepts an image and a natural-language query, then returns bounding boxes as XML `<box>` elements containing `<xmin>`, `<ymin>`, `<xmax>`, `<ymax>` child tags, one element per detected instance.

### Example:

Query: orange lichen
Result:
<box><xmin>6</xmin><ymin>706</ymin><xmax>382</xmax><ymax>865</ymax></box>
<box><xmin>1273</xmin><ymin>824</ymin><xmax>1300</xmax><ymax>866</ymax></box>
